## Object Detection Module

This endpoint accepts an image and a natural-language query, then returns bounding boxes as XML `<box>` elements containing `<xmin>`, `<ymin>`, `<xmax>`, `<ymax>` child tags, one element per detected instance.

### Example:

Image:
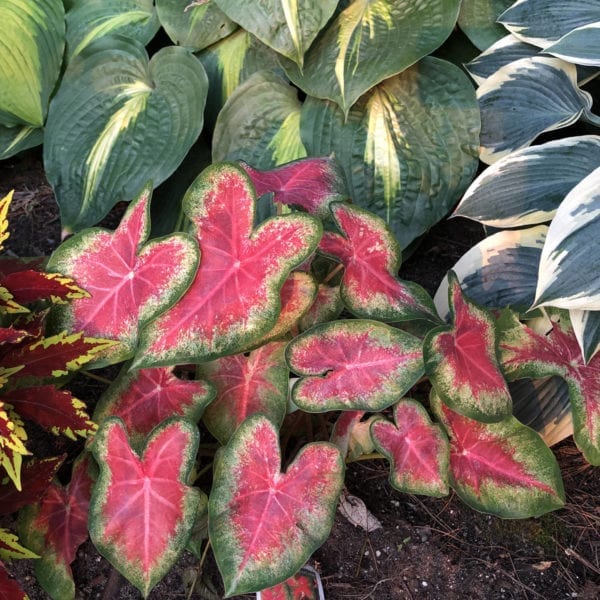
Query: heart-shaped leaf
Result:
<box><xmin>431</xmin><ymin>390</ymin><xmax>565</xmax><ymax>518</ymax></box>
<box><xmin>458</xmin><ymin>0</ymin><xmax>514</xmax><ymax>50</ymax></box>
<box><xmin>209</xmin><ymin>414</ymin><xmax>344</xmax><ymax>596</ymax></box>
<box><xmin>371</xmin><ymin>400</ymin><xmax>449</xmax><ymax>496</ymax></box>
<box><xmin>135</xmin><ymin>163</ymin><xmax>321</xmax><ymax>368</ymax></box>
<box><xmin>299</xmin><ymin>283</ymin><xmax>343</xmax><ymax>331</ymax></box>
<box><xmin>44</xmin><ymin>36</ymin><xmax>208</xmax><ymax>232</ymax></box>
<box><xmin>287</xmin><ymin>320</ymin><xmax>424</xmax><ymax>412</ymax></box>
<box><xmin>48</xmin><ymin>186</ymin><xmax>198</xmax><ymax>366</ymax></box>
<box><xmin>90</xmin><ymin>417</ymin><xmax>201</xmax><ymax>597</ymax></box>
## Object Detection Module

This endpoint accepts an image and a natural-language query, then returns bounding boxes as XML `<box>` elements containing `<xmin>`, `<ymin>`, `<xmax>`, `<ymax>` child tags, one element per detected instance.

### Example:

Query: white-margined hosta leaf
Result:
<box><xmin>458</xmin><ymin>0</ymin><xmax>514</xmax><ymax>51</ymax></box>
<box><xmin>283</xmin><ymin>0</ymin><xmax>461</xmax><ymax>116</ymax></box>
<box><xmin>535</xmin><ymin>167</ymin><xmax>600</xmax><ymax>310</ymax></box>
<box><xmin>454</xmin><ymin>136</ymin><xmax>600</xmax><ymax>228</ymax></box>
<box><xmin>478</xmin><ymin>57</ymin><xmax>593</xmax><ymax>164</ymax></box>
<box><xmin>214</xmin><ymin>0</ymin><xmax>337</xmax><ymax>67</ymax></box>
<box><xmin>44</xmin><ymin>36</ymin><xmax>208</xmax><ymax>233</ymax></box>
<box><xmin>570</xmin><ymin>309</ymin><xmax>600</xmax><ymax>364</ymax></box>
<box><xmin>0</xmin><ymin>0</ymin><xmax>64</xmax><ymax>127</ymax></box>
<box><xmin>301</xmin><ymin>57</ymin><xmax>480</xmax><ymax>250</ymax></box>
<box><xmin>546</xmin><ymin>23</ymin><xmax>600</xmax><ymax>67</ymax></box>
<box><xmin>0</xmin><ymin>125</ymin><xmax>43</xmax><ymax>160</ymax></box>
<box><xmin>212</xmin><ymin>71</ymin><xmax>306</xmax><ymax>169</ymax></box>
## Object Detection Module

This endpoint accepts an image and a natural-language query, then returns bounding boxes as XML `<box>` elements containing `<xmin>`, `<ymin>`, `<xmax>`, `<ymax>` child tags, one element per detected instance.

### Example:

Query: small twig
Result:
<box><xmin>81</xmin><ymin>370</ymin><xmax>114</xmax><ymax>385</ymax></box>
<box><xmin>322</xmin><ymin>262</ymin><xmax>344</xmax><ymax>284</ymax></box>
<box><xmin>358</xmin><ymin>578</ymin><xmax>392</xmax><ymax>600</ymax></box>
<box><xmin>564</xmin><ymin>547</ymin><xmax>600</xmax><ymax>575</ymax></box>
<box><xmin>186</xmin><ymin>539</ymin><xmax>212</xmax><ymax>600</ymax></box>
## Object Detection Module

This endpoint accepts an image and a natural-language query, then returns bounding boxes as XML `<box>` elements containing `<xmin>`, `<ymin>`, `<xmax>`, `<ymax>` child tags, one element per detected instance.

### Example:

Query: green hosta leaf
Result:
<box><xmin>478</xmin><ymin>56</ymin><xmax>593</xmax><ymax>164</ymax></box>
<box><xmin>458</xmin><ymin>0</ymin><xmax>514</xmax><ymax>50</ymax></box>
<box><xmin>431</xmin><ymin>390</ymin><xmax>565</xmax><ymax>518</ymax></box>
<box><xmin>283</xmin><ymin>0</ymin><xmax>461</xmax><ymax>116</ymax></box>
<box><xmin>0</xmin><ymin>0</ymin><xmax>65</xmax><ymax>127</ymax></box>
<box><xmin>65</xmin><ymin>0</ymin><xmax>160</xmax><ymax>61</ymax></box>
<box><xmin>454</xmin><ymin>136</ymin><xmax>600</xmax><ymax>228</ymax></box>
<box><xmin>546</xmin><ymin>23</ymin><xmax>600</xmax><ymax>67</ymax></box>
<box><xmin>214</xmin><ymin>0</ymin><xmax>337</xmax><ymax>67</ymax></box>
<box><xmin>301</xmin><ymin>56</ymin><xmax>480</xmax><ymax>249</ymax></box>
<box><xmin>0</xmin><ymin>125</ymin><xmax>43</xmax><ymax>160</ymax></box>
<box><xmin>44</xmin><ymin>37</ymin><xmax>208</xmax><ymax>233</ymax></box>
<box><xmin>570</xmin><ymin>309</ymin><xmax>600</xmax><ymax>364</ymax></box>
<box><xmin>534</xmin><ymin>167</ymin><xmax>600</xmax><ymax>311</ymax></box>
<box><xmin>212</xmin><ymin>71</ymin><xmax>306</xmax><ymax>169</ymax></box>
<box><xmin>157</xmin><ymin>0</ymin><xmax>237</xmax><ymax>51</ymax></box>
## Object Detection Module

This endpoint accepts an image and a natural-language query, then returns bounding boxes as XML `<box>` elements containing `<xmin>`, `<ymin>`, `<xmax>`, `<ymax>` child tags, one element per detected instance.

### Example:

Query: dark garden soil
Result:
<box><xmin>1</xmin><ymin>150</ymin><xmax>599</xmax><ymax>600</ymax></box>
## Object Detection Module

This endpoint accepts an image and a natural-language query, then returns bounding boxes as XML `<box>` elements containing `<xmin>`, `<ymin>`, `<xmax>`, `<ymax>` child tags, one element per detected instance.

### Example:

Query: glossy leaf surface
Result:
<box><xmin>546</xmin><ymin>23</ymin><xmax>600</xmax><ymax>66</ymax></box>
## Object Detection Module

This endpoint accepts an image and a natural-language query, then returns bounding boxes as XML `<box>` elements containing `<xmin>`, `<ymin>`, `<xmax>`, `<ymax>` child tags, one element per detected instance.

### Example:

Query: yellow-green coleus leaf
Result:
<box><xmin>0</xmin><ymin>402</ymin><xmax>29</xmax><ymax>490</ymax></box>
<box><xmin>0</xmin><ymin>191</ymin><xmax>13</xmax><ymax>251</ymax></box>
<box><xmin>0</xmin><ymin>528</ymin><xmax>38</xmax><ymax>560</ymax></box>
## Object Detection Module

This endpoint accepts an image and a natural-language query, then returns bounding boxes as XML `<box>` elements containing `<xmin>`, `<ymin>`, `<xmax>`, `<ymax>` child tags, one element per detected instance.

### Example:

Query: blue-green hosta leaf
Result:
<box><xmin>478</xmin><ymin>56</ymin><xmax>593</xmax><ymax>164</ymax></box>
<box><xmin>65</xmin><ymin>0</ymin><xmax>160</xmax><ymax>61</ymax></box>
<box><xmin>44</xmin><ymin>36</ymin><xmax>208</xmax><ymax>233</ymax></box>
<box><xmin>212</xmin><ymin>71</ymin><xmax>306</xmax><ymax>169</ymax></box>
<box><xmin>0</xmin><ymin>0</ymin><xmax>65</xmax><ymax>127</ymax></box>
<box><xmin>570</xmin><ymin>309</ymin><xmax>600</xmax><ymax>364</ymax></box>
<box><xmin>0</xmin><ymin>124</ymin><xmax>43</xmax><ymax>159</ymax></box>
<box><xmin>534</xmin><ymin>168</ymin><xmax>600</xmax><ymax>311</ymax></box>
<box><xmin>301</xmin><ymin>57</ymin><xmax>480</xmax><ymax>249</ymax></box>
<box><xmin>214</xmin><ymin>0</ymin><xmax>337</xmax><ymax>67</ymax></box>
<box><xmin>458</xmin><ymin>0</ymin><xmax>514</xmax><ymax>51</ymax></box>
<box><xmin>546</xmin><ymin>23</ymin><xmax>600</xmax><ymax>67</ymax></box>
<box><xmin>498</xmin><ymin>0</ymin><xmax>600</xmax><ymax>49</ymax></box>
<box><xmin>434</xmin><ymin>226</ymin><xmax>547</xmax><ymax>318</ymax></box>
<box><xmin>156</xmin><ymin>0</ymin><xmax>237</xmax><ymax>51</ymax></box>
<box><xmin>454</xmin><ymin>136</ymin><xmax>600</xmax><ymax>228</ymax></box>
<box><xmin>283</xmin><ymin>0</ymin><xmax>461</xmax><ymax>116</ymax></box>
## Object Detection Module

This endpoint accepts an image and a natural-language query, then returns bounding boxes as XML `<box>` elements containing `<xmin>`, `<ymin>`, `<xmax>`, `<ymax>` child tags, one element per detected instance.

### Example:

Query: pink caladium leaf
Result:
<box><xmin>286</xmin><ymin>320</ymin><xmax>424</xmax><ymax>412</ymax></box>
<box><xmin>318</xmin><ymin>202</ymin><xmax>440</xmax><ymax>324</ymax></box>
<box><xmin>424</xmin><ymin>272</ymin><xmax>512</xmax><ymax>423</ymax></box>
<box><xmin>93</xmin><ymin>365</ymin><xmax>214</xmax><ymax>449</ymax></box>
<box><xmin>259</xmin><ymin>567</ymin><xmax>321</xmax><ymax>600</ymax></box>
<box><xmin>209</xmin><ymin>415</ymin><xmax>344</xmax><ymax>596</ymax></box>
<box><xmin>135</xmin><ymin>163</ymin><xmax>321</xmax><ymax>368</ymax></box>
<box><xmin>89</xmin><ymin>417</ymin><xmax>201</xmax><ymax>597</ymax></box>
<box><xmin>0</xmin><ymin>561</ymin><xmax>28</xmax><ymax>600</ymax></box>
<box><xmin>498</xmin><ymin>310</ymin><xmax>600</xmax><ymax>465</ymax></box>
<box><xmin>299</xmin><ymin>284</ymin><xmax>343</xmax><ymax>331</ymax></box>
<box><xmin>2</xmin><ymin>270</ymin><xmax>88</xmax><ymax>306</ymax></box>
<box><xmin>431</xmin><ymin>391</ymin><xmax>565</xmax><ymax>518</ymax></box>
<box><xmin>371</xmin><ymin>400</ymin><xmax>449</xmax><ymax>497</ymax></box>
<box><xmin>198</xmin><ymin>342</ymin><xmax>289</xmax><ymax>445</ymax></box>
<box><xmin>240</xmin><ymin>157</ymin><xmax>347</xmax><ymax>218</ymax></box>
<box><xmin>330</xmin><ymin>411</ymin><xmax>378</xmax><ymax>460</ymax></box>
<box><xmin>17</xmin><ymin>453</ymin><xmax>95</xmax><ymax>600</ymax></box>
<box><xmin>47</xmin><ymin>185</ymin><xmax>199</xmax><ymax>366</ymax></box>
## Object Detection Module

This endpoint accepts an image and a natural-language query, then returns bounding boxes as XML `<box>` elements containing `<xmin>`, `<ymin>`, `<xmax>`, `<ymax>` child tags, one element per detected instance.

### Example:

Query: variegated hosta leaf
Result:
<box><xmin>425</xmin><ymin>273</ymin><xmax>512</xmax><ymax>422</ymax></box>
<box><xmin>65</xmin><ymin>0</ymin><xmax>160</xmax><ymax>60</ymax></box>
<box><xmin>477</xmin><ymin>57</ymin><xmax>593</xmax><ymax>164</ymax></box>
<box><xmin>330</xmin><ymin>411</ymin><xmax>378</xmax><ymax>461</ymax></box>
<box><xmin>2</xmin><ymin>270</ymin><xmax>88</xmax><ymax>306</ymax></box>
<box><xmin>299</xmin><ymin>284</ymin><xmax>343</xmax><ymax>331</ymax></box>
<box><xmin>498</xmin><ymin>311</ymin><xmax>600</xmax><ymax>464</ymax></box>
<box><xmin>458</xmin><ymin>0</ymin><xmax>514</xmax><ymax>50</ymax></box>
<box><xmin>283</xmin><ymin>0</ymin><xmax>461</xmax><ymax>116</ymax></box>
<box><xmin>209</xmin><ymin>414</ymin><xmax>344</xmax><ymax>596</ymax></box>
<box><xmin>90</xmin><ymin>418</ymin><xmax>201</xmax><ymax>597</ymax></box>
<box><xmin>135</xmin><ymin>163</ymin><xmax>321</xmax><ymax>368</ymax></box>
<box><xmin>212</xmin><ymin>70</ymin><xmax>307</xmax><ymax>169</ymax></box>
<box><xmin>93</xmin><ymin>366</ymin><xmax>214</xmax><ymax>449</ymax></box>
<box><xmin>534</xmin><ymin>167</ymin><xmax>600</xmax><ymax>311</ymax></box>
<box><xmin>319</xmin><ymin>202</ymin><xmax>440</xmax><ymax>323</ymax></box>
<box><xmin>371</xmin><ymin>400</ymin><xmax>449</xmax><ymax>496</ymax></box>
<box><xmin>0</xmin><ymin>191</ymin><xmax>12</xmax><ymax>250</ymax></box>
<box><xmin>0</xmin><ymin>0</ymin><xmax>65</xmax><ymax>127</ymax></box>
<box><xmin>47</xmin><ymin>187</ymin><xmax>198</xmax><ymax>366</ymax></box>
<box><xmin>0</xmin><ymin>124</ymin><xmax>43</xmax><ymax>159</ymax></box>
<box><xmin>0</xmin><ymin>560</ymin><xmax>28</xmax><ymax>599</ymax></box>
<box><xmin>431</xmin><ymin>390</ymin><xmax>565</xmax><ymax>518</ymax></box>
<box><xmin>454</xmin><ymin>136</ymin><xmax>600</xmax><ymax>228</ymax></box>
<box><xmin>0</xmin><ymin>402</ymin><xmax>29</xmax><ymax>490</ymax></box>
<box><xmin>570</xmin><ymin>309</ymin><xmax>600</xmax><ymax>364</ymax></box>
<box><xmin>17</xmin><ymin>454</ymin><xmax>95</xmax><ymax>600</ymax></box>
<box><xmin>198</xmin><ymin>342</ymin><xmax>289</xmax><ymax>445</ymax></box>
<box><xmin>301</xmin><ymin>57</ymin><xmax>480</xmax><ymax>249</ymax></box>
<box><xmin>287</xmin><ymin>320</ymin><xmax>424</xmax><ymax>412</ymax></box>
<box><xmin>0</xmin><ymin>528</ymin><xmax>37</xmax><ymax>560</ymax></box>
<box><xmin>156</xmin><ymin>0</ymin><xmax>237</xmax><ymax>51</ymax></box>
<box><xmin>546</xmin><ymin>23</ymin><xmax>600</xmax><ymax>67</ymax></box>
<box><xmin>44</xmin><ymin>36</ymin><xmax>208</xmax><ymax>232</ymax></box>
<box><xmin>434</xmin><ymin>226</ymin><xmax>547</xmax><ymax>319</ymax></box>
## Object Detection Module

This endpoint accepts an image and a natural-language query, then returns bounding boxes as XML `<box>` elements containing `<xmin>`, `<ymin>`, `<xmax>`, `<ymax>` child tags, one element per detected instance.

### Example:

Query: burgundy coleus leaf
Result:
<box><xmin>10</xmin><ymin>310</ymin><xmax>48</xmax><ymax>340</ymax></box>
<box><xmin>2</xmin><ymin>270</ymin><xmax>88</xmax><ymax>306</ymax></box>
<box><xmin>498</xmin><ymin>310</ymin><xmax>600</xmax><ymax>465</ymax></box>
<box><xmin>287</xmin><ymin>320</ymin><xmax>424</xmax><ymax>412</ymax></box>
<box><xmin>0</xmin><ymin>326</ymin><xmax>30</xmax><ymax>345</ymax></box>
<box><xmin>424</xmin><ymin>272</ymin><xmax>512</xmax><ymax>423</ymax></box>
<box><xmin>93</xmin><ymin>365</ymin><xmax>214</xmax><ymax>449</ymax></box>
<box><xmin>259</xmin><ymin>568</ymin><xmax>320</xmax><ymax>600</ymax></box>
<box><xmin>18</xmin><ymin>453</ymin><xmax>95</xmax><ymax>600</ymax></box>
<box><xmin>90</xmin><ymin>417</ymin><xmax>201</xmax><ymax>597</ymax></box>
<box><xmin>371</xmin><ymin>400</ymin><xmax>449</xmax><ymax>497</ymax></box>
<box><xmin>299</xmin><ymin>283</ymin><xmax>343</xmax><ymax>331</ymax></box>
<box><xmin>0</xmin><ymin>257</ymin><xmax>44</xmax><ymax>277</ymax></box>
<box><xmin>431</xmin><ymin>391</ymin><xmax>565</xmax><ymax>518</ymax></box>
<box><xmin>47</xmin><ymin>185</ymin><xmax>199</xmax><ymax>366</ymax></box>
<box><xmin>241</xmin><ymin>157</ymin><xmax>347</xmax><ymax>218</ymax></box>
<box><xmin>209</xmin><ymin>415</ymin><xmax>344</xmax><ymax>596</ymax></box>
<box><xmin>198</xmin><ymin>341</ymin><xmax>289</xmax><ymax>445</ymax></box>
<box><xmin>135</xmin><ymin>163</ymin><xmax>321</xmax><ymax>368</ymax></box>
<box><xmin>0</xmin><ymin>561</ymin><xmax>28</xmax><ymax>600</ymax></box>
<box><xmin>318</xmin><ymin>202</ymin><xmax>440</xmax><ymax>324</ymax></box>
<box><xmin>5</xmin><ymin>386</ymin><xmax>96</xmax><ymax>440</ymax></box>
